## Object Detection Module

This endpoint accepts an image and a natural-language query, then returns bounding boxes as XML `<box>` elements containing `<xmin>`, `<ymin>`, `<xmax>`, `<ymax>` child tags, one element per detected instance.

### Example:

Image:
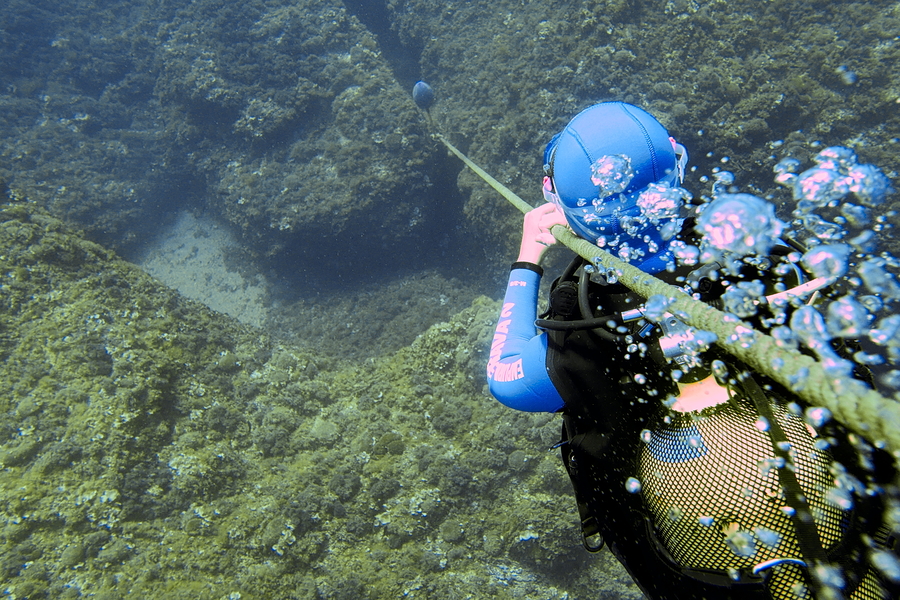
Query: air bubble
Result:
<box><xmin>870</xmin><ymin>549</ymin><xmax>900</xmax><ymax>583</ymax></box>
<box><xmin>813</xmin><ymin>146</ymin><xmax>857</xmax><ymax>171</ymax></box>
<box><xmin>826</xmin><ymin>296</ymin><xmax>871</xmax><ymax>338</ymax></box>
<box><xmin>849</xmin><ymin>230</ymin><xmax>877</xmax><ymax>253</ymax></box>
<box><xmin>791</xmin><ymin>306</ymin><xmax>851</xmax><ymax>372</ymax></box>
<box><xmin>753</xmin><ymin>526</ymin><xmax>782</xmax><ymax>549</ymax></box>
<box><xmin>836</xmin><ymin>65</ymin><xmax>858</xmax><ymax>85</ymax></box>
<box><xmin>721</xmin><ymin>280</ymin><xmax>765</xmax><ymax>318</ymax></box>
<box><xmin>812</xmin><ymin>563</ymin><xmax>846</xmax><ymax>590</ymax></box>
<box><xmin>854</xmin><ymin>351</ymin><xmax>884</xmax><ymax>366</ymax></box>
<box><xmin>771</xmin><ymin>326</ymin><xmax>796</xmax><ymax>350</ymax></box>
<box><xmin>636</xmin><ymin>182</ymin><xmax>689</xmax><ymax>223</ymax></box>
<box><xmin>840</xmin><ymin>202</ymin><xmax>870</xmax><ymax>226</ymax></box>
<box><xmin>758</xmin><ymin>457</ymin><xmax>780</xmax><ymax>477</ymax></box>
<box><xmin>858</xmin><ymin>258</ymin><xmax>900</xmax><ymax>300</ymax></box>
<box><xmin>805</xmin><ymin>406</ymin><xmax>832</xmax><ymax>427</ymax></box>
<box><xmin>846</xmin><ymin>163</ymin><xmax>893</xmax><ymax>207</ymax></box>
<box><xmin>711</xmin><ymin>360</ymin><xmax>728</xmax><ymax>379</ymax></box>
<box><xmin>801</xmin><ymin>244</ymin><xmax>851</xmax><ymax>279</ymax></box>
<box><xmin>590</xmin><ymin>155</ymin><xmax>634</xmax><ymax>196</ymax></box>
<box><xmin>870</xmin><ymin>315</ymin><xmax>900</xmax><ymax>349</ymax></box>
<box><xmin>625</xmin><ymin>477</ymin><xmax>642</xmax><ymax>494</ymax></box>
<box><xmin>814</xmin><ymin>438</ymin><xmax>831</xmax><ymax>450</ymax></box>
<box><xmin>724</xmin><ymin>528</ymin><xmax>756</xmax><ymax>558</ymax></box>
<box><xmin>788</xmin><ymin>367</ymin><xmax>810</xmax><ymax>391</ymax></box>
<box><xmin>643</xmin><ymin>294</ymin><xmax>674</xmax><ymax>322</ymax></box>
<box><xmin>696</xmin><ymin>193</ymin><xmax>784</xmax><ymax>260</ymax></box>
<box><xmin>670</xmin><ymin>241</ymin><xmax>700</xmax><ymax>266</ymax></box>
<box><xmin>825</xmin><ymin>486</ymin><xmax>854</xmax><ymax>510</ymax></box>
<box><xmin>774</xmin><ymin>157</ymin><xmax>801</xmax><ymax>175</ymax></box>
<box><xmin>793</xmin><ymin>167</ymin><xmax>850</xmax><ymax>206</ymax></box>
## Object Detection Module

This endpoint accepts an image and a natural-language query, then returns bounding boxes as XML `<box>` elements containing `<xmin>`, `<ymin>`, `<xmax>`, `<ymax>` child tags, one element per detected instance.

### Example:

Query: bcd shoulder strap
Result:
<box><xmin>739</xmin><ymin>367</ymin><xmax>829</xmax><ymax>596</ymax></box>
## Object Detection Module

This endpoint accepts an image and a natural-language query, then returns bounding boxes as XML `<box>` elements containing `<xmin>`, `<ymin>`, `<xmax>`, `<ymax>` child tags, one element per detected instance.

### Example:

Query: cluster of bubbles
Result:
<box><xmin>589</xmin><ymin>154</ymin><xmax>633</xmax><ymax>196</ymax></box>
<box><xmin>780</xmin><ymin>148</ymin><xmax>896</xmax><ymax>384</ymax></box>
<box><xmin>583</xmin><ymin>145</ymin><xmax>898</xmax><ymax>397</ymax></box>
<box><xmin>685</xmin><ymin>146</ymin><xmax>897</xmax><ymax>389</ymax></box>
<box><xmin>581</xmin><ymin>155</ymin><xmax>689</xmax><ymax>264</ymax></box>
<box><xmin>618</xmin><ymin>145</ymin><xmax>900</xmax><ymax>593</ymax></box>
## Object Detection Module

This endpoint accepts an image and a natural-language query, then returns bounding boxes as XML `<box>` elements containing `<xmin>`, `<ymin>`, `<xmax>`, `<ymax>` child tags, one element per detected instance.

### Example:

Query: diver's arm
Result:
<box><xmin>486</xmin><ymin>264</ymin><xmax>564</xmax><ymax>412</ymax></box>
<box><xmin>486</xmin><ymin>204</ymin><xmax>567</xmax><ymax>412</ymax></box>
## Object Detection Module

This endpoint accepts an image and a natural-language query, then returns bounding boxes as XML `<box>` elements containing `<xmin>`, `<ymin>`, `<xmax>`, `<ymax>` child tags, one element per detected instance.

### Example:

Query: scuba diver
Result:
<box><xmin>486</xmin><ymin>102</ymin><xmax>897</xmax><ymax>599</ymax></box>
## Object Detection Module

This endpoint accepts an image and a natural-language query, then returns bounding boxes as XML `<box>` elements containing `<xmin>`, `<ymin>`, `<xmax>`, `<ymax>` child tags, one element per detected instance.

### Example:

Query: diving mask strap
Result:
<box><xmin>671</xmin><ymin>139</ymin><xmax>688</xmax><ymax>184</ymax></box>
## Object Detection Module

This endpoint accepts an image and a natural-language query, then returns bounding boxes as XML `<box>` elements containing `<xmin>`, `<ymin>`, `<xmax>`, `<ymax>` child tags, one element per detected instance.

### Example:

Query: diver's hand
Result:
<box><xmin>517</xmin><ymin>203</ymin><xmax>568</xmax><ymax>264</ymax></box>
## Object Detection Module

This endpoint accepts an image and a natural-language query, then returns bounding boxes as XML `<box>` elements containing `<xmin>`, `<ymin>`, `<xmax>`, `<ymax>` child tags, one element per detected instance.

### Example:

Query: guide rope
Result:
<box><xmin>436</xmin><ymin>133</ymin><xmax>900</xmax><ymax>457</ymax></box>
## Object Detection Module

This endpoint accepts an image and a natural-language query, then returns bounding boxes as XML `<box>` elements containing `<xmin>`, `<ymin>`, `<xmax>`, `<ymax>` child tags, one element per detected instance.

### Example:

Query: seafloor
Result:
<box><xmin>0</xmin><ymin>0</ymin><xmax>899</xmax><ymax>598</ymax></box>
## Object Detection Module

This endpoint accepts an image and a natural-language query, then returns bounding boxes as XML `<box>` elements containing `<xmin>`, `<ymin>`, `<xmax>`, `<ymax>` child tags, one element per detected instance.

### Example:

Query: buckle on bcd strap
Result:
<box><xmin>581</xmin><ymin>514</ymin><xmax>604</xmax><ymax>553</ymax></box>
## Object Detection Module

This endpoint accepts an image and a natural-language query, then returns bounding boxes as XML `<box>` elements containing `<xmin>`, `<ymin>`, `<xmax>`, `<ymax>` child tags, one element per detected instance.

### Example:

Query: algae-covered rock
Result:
<box><xmin>156</xmin><ymin>0</ymin><xmax>441</xmax><ymax>261</ymax></box>
<box><xmin>388</xmin><ymin>0</ymin><xmax>900</xmax><ymax>257</ymax></box>
<box><xmin>0</xmin><ymin>0</ymin><xmax>443</xmax><ymax>265</ymax></box>
<box><xmin>7</xmin><ymin>0</ymin><xmax>896</xmax><ymax>596</ymax></box>
<box><xmin>2</xmin><ymin>0</ymin><xmax>899</xmax><ymax>270</ymax></box>
<box><xmin>0</xmin><ymin>196</ymin><xmax>639</xmax><ymax>598</ymax></box>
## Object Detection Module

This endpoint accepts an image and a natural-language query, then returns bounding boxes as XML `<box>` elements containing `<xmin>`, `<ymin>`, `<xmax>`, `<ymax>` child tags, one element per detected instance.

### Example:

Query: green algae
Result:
<box><xmin>0</xmin><ymin>194</ymin><xmax>639</xmax><ymax>598</ymax></box>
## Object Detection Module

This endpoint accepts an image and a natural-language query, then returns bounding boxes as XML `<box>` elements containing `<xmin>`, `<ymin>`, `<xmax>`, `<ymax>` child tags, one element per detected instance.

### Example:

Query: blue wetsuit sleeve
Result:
<box><xmin>486</xmin><ymin>264</ymin><xmax>565</xmax><ymax>412</ymax></box>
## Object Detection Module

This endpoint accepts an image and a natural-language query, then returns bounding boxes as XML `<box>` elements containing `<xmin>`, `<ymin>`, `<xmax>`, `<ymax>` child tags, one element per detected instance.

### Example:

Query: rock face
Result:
<box><xmin>1</xmin><ymin>0</ymin><xmax>898</xmax><ymax>267</ymax></box>
<box><xmin>0</xmin><ymin>0</ymin><xmax>442</xmax><ymax>267</ymax></box>
<box><xmin>0</xmin><ymin>193</ymin><xmax>641</xmax><ymax>600</ymax></box>
<box><xmin>155</xmin><ymin>0</ymin><xmax>441</xmax><ymax>262</ymax></box>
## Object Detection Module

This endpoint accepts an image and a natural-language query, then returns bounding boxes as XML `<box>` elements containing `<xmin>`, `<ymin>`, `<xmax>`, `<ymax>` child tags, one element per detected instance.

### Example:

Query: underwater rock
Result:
<box><xmin>0</xmin><ymin>200</ymin><xmax>629</xmax><ymax>598</ymax></box>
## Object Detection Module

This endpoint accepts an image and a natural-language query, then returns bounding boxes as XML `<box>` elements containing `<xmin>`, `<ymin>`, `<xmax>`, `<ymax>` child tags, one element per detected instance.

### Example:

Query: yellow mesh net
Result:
<box><xmin>638</xmin><ymin>397</ymin><xmax>844</xmax><ymax>597</ymax></box>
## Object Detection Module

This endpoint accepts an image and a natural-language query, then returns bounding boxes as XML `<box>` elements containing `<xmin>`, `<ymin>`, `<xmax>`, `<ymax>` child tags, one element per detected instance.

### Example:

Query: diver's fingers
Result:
<box><xmin>542</xmin><ymin>209</ymin><xmax>568</xmax><ymax>229</ymax></box>
<box><xmin>535</xmin><ymin>232</ymin><xmax>557</xmax><ymax>246</ymax></box>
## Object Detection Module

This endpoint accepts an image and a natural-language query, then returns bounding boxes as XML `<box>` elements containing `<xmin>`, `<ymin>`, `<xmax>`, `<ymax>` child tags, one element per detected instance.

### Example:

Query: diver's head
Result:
<box><xmin>543</xmin><ymin>102</ymin><xmax>688</xmax><ymax>273</ymax></box>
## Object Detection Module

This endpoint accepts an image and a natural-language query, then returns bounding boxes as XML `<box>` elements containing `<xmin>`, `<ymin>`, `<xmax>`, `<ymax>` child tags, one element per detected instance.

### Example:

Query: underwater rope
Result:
<box><xmin>436</xmin><ymin>133</ymin><xmax>900</xmax><ymax>457</ymax></box>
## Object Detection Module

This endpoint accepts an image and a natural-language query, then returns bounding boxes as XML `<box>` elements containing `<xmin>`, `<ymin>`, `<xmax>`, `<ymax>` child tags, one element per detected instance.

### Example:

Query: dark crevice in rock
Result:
<box><xmin>342</xmin><ymin>0</ymin><xmax>423</xmax><ymax>91</ymax></box>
